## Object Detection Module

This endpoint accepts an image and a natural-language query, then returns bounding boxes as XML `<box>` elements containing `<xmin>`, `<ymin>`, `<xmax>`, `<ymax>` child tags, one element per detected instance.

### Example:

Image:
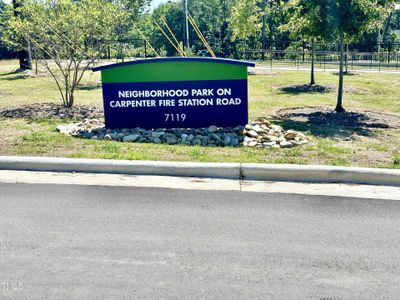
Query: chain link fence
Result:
<box><xmin>2</xmin><ymin>39</ymin><xmax>400</xmax><ymax>72</ymax></box>
<box><xmin>245</xmin><ymin>40</ymin><xmax>400</xmax><ymax>72</ymax></box>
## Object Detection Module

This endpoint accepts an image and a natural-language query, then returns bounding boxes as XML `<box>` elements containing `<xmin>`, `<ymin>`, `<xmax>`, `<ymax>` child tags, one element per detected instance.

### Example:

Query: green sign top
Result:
<box><xmin>93</xmin><ymin>57</ymin><xmax>255</xmax><ymax>83</ymax></box>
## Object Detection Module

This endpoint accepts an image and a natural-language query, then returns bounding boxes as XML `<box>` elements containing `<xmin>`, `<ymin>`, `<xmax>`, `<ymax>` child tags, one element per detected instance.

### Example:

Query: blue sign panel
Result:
<box><xmin>102</xmin><ymin>79</ymin><xmax>248</xmax><ymax>129</ymax></box>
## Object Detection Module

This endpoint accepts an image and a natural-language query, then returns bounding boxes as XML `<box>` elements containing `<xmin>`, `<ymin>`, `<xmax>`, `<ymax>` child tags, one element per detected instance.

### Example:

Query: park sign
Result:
<box><xmin>93</xmin><ymin>57</ymin><xmax>255</xmax><ymax>129</ymax></box>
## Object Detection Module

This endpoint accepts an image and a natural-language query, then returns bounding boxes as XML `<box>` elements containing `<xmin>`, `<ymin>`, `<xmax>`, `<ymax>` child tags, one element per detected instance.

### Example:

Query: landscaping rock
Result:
<box><xmin>56</xmin><ymin>119</ymin><xmax>310</xmax><ymax>149</ymax></box>
<box><xmin>208</xmin><ymin>125</ymin><xmax>218</xmax><ymax>133</ymax></box>
<box><xmin>247</xmin><ymin>130</ymin><xmax>259</xmax><ymax>138</ymax></box>
<box><xmin>122</xmin><ymin>134</ymin><xmax>140</xmax><ymax>143</ymax></box>
<box><xmin>284</xmin><ymin>130</ymin><xmax>297</xmax><ymax>140</ymax></box>
<box><xmin>240</xmin><ymin>118</ymin><xmax>310</xmax><ymax>149</ymax></box>
<box><xmin>279</xmin><ymin>141</ymin><xmax>293</xmax><ymax>148</ymax></box>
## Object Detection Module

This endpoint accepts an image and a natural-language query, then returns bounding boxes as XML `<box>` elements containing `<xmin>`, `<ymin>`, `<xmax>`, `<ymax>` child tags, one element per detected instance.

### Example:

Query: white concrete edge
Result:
<box><xmin>0</xmin><ymin>156</ymin><xmax>399</xmax><ymax>187</ymax></box>
<box><xmin>1</xmin><ymin>170</ymin><xmax>400</xmax><ymax>201</ymax></box>
<box><xmin>241</xmin><ymin>163</ymin><xmax>400</xmax><ymax>187</ymax></box>
<box><xmin>0</xmin><ymin>156</ymin><xmax>240</xmax><ymax>180</ymax></box>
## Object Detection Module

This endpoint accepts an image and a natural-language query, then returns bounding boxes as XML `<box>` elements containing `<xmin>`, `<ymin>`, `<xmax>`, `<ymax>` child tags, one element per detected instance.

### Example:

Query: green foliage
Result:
<box><xmin>0</xmin><ymin>1</ymin><xmax>12</xmax><ymax>41</ymax></box>
<box><xmin>229</xmin><ymin>0</ymin><xmax>261</xmax><ymax>42</ymax></box>
<box><xmin>282</xmin><ymin>0</ymin><xmax>396</xmax><ymax>111</ymax></box>
<box><xmin>4</xmin><ymin>0</ymin><xmax>127</xmax><ymax>107</ymax></box>
<box><xmin>149</xmin><ymin>1</ymin><xmax>184</xmax><ymax>56</ymax></box>
<box><xmin>188</xmin><ymin>0</ymin><xmax>236</xmax><ymax>56</ymax></box>
<box><xmin>229</xmin><ymin>0</ymin><xmax>261</xmax><ymax>58</ymax></box>
<box><xmin>284</xmin><ymin>0</ymin><xmax>396</xmax><ymax>42</ymax></box>
<box><xmin>394</xmin><ymin>153</ymin><xmax>400</xmax><ymax>166</ymax></box>
<box><xmin>135</xmin><ymin>0</ymin><xmax>237</xmax><ymax>57</ymax></box>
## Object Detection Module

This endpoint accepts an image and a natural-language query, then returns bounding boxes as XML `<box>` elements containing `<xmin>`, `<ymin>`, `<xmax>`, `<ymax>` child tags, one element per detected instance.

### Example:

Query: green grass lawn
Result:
<box><xmin>1</xmin><ymin>59</ymin><xmax>399</xmax><ymax>168</ymax></box>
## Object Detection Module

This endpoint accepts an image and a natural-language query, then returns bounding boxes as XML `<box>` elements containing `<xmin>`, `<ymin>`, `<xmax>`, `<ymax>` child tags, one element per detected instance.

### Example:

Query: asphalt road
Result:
<box><xmin>1</xmin><ymin>183</ymin><xmax>400</xmax><ymax>299</ymax></box>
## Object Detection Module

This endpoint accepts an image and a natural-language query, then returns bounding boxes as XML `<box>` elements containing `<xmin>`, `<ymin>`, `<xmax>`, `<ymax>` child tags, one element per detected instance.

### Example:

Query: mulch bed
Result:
<box><xmin>275</xmin><ymin>84</ymin><xmax>369</xmax><ymax>94</ymax></box>
<box><xmin>276</xmin><ymin>106</ymin><xmax>400</xmax><ymax>129</ymax></box>
<box><xmin>0</xmin><ymin>103</ymin><xmax>103</xmax><ymax>120</ymax></box>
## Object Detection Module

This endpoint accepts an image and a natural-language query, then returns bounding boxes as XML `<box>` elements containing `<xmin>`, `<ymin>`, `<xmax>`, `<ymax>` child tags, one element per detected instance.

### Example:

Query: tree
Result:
<box><xmin>4</xmin><ymin>0</ymin><xmax>127</xmax><ymax>107</ymax></box>
<box><xmin>0</xmin><ymin>1</ymin><xmax>12</xmax><ymax>38</ymax></box>
<box><xmin>229</xmin><ymin>0</ymin><xmax>261</xmax><ymax>59</ymax></box>
<box><xmin>8</xmin><ymin>0</ymin><xmax>32</xmax><ymax>69</ymax></box>
<box><xmin>147</xmin><ymin>1</ymin><xmax>184</xmax><ymax>56</ymax></box>
<box><xmin>283</xmin><ymin>0</ymin><xmax>396</xmax><ymax>112</ymax></box>
<box><xmin>331</xmin><ymin>0</ymin><xmax>395</xmax><ymax>112</ymax></box>
<box><xmin>281</xmin><ymin>1</ymin><xmax>331</xmax><ymax>85</ymax></box>
<box><xmin>188</xmin><ymin>0</ymin><xmax>236</xmax><ymax>56</ymax></box>
<box><xmin>139</xmin><ymin>0</ymin><xmax>237</xmax><ymax>58</ymax></box>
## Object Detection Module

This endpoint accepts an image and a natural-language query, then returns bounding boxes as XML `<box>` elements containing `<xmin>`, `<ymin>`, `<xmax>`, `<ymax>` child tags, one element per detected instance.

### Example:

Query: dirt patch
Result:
<box><xmin>276</xmin><ymin>84</ymin><xmax>369</xmax><ymax>94</ymax></box>
<box><xmin>276</xmin><ymin>106</ymin><xmax>400</xmax><ymax>129</ymax></box>
<box><xmin>0</xmin><ymin>103</ymin><xmax>103</xmax><ymax>120</ymax></box>
<box><xmin>0</xmin><ymin>91</ymin><xmax>8</xmax><ymax>98</ymax></box>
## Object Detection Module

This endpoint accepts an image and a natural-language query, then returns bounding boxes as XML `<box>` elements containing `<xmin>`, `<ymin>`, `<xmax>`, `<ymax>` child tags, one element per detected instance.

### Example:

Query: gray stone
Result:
<box><xmin>263</xmin><ymin>142</ymin><xmax>276</xmax><ymax>147</ymax></box>
<box><xmin>187</xmin><ymin>134</ymin><xmax>194</xmax><ymax>143</ymax></box>
<box><xmin>271</xmin><ymin>125</ymin><xmax>283</xmax><ymax>132</ymax></box>
<box><xmin>83</xmin><ymin>131</ymin><xmax>94</xmax><ymax>139</ymax></box>
<box><xmin>223</xmin><ymin>136</ymin><xmax>231</xmax><ymax>146</ymax></box>
<box><xmin>201</xmin><ymin>136</ymin><xmax>209</xmax><ymax>146</ymax></box>
<box><xmin>247</xmin><ymin>130</ymin><xmax>259</xmax><ymax>138</ymax></box>
<box><xmin>181</xmin><ymin>134</ymin><xmax>188</xmax><ymax>141</ymax></box>
<box><xmin>152</xmin><ymin>131</ymin><xmax>165</xmax><ymax>138</ymax></box>
<box><xmin>248</xmin><ymin>141</ymin><xmax>259</xmax><ymax>147</ymax></box>
<box><xmin>252</xmin><ymin>124</ymin><xmax>263</xmax><ymax>133</ymax></box>
<box><xmin>122</xmin><ymin>134</ymin><xmax>140</xmax><ymax>143</ymax></box>
<box><xmin>56</xmin><ymin>124</ymin><xmax>69</xmax><ymax>135</ymax></box>
<box><xmin>104</xmin><ymin>134</ymin><xmax>113</xmax><ymax>141</ymax></box>
<box><xmin>208</xmin><ymin>125</ymin><xmax>218</xmax><ymax>133</ymax></box>
<box><xmin>166</xmin><ymin>137</ymin><xmax>178</xmax><ymax>144</ymax></box>
<box><xmin>230</xmin><ymin>137</ymin><xmax>239</xmax><ymax>147</ymax></box>
<box><xmin>91</xmin><ymin>127</ymin><xmax>104</xmax><ymax>134</ymax></box>
<box><xmin>191</xmin><ymin>138</ymin><xmax>202</xmax><ymax>145</ymax></box>
<box><xmin>153</xmin><ymin>137</ymin><xmax>162</xmax><ymax>144</ymax></box>
<box><xmin>284</xmin><ymin>130</ymin><xmax>297</xmax><ymax>140</ymax></box>
<box><xmin>57</xmin><ymin>118</ymin><xmax>311</xmax><ymax>149</ymax></box>
<box><xmin>209</xmin><ymin>133</ymin><xmax>221</xmax><ymax>141</ymax></box>
<box><xmin>279</xmin><ymin>141</ymin><xmax>293</xmax><ymax>148</ymax></box>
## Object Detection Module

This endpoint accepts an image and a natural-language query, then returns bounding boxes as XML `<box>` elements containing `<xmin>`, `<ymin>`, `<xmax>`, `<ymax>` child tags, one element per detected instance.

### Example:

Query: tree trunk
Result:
<box><xmin>243</xmin><ymin>39</ymin><xmax>247</xmax><ymax>60</ymax></box>
<box><xmin>335</xmin><ymin>36</ymin><xmax>345</xmax><ymax>113</ymax></box>
<box><xmin>13</xmin><ymin>0</ymin><xmax>32</xmax><ymax>70</ymax></box>
<box><xmin>261</xmin><ymin>0</ymin><xmax>266</xmax><ymax>60</ymax></box>
<box><xmin>310</xmin><ymin>39</ymin><xmax>315</xmax><ymax>85</ymax></box>
<box><xmin>345</xmin><ymin>43</ymin><xmax>348</xmax><ymax>74</ymax></box>
<box><xmin>67</xmin><ymin>93</ymin><xmax>74</xmax><ymax>108</ymax></box>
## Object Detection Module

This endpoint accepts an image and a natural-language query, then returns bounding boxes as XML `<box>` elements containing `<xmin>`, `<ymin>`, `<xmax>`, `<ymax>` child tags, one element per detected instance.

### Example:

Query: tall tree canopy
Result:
<box><xmin>0</xmin><ymin>1</ymin><xmax>12</xmax><ymax>39</ymax></box>
<box><xmin>284</xmin><ymin>0</ymin><xmax>396</xmax><ymax>112</ymax></box>
<box><xmin>4</xmin><ymin>0</ymin><xmax>128</xmax><ymax>107</ymax></box>
<box><xmin>229</xmin><ymin>0</ymin><xmax>261</xmax><ymax>58</ymax></box>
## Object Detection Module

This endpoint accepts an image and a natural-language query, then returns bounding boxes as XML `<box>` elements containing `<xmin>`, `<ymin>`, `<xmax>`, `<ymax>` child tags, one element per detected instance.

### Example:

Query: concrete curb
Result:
<box><xmin>0</xmin><ymin>156</ymin><xmax>240</xmax><ymax>180</ymax></box>
<box><xmin>241</xmin><ymin>163</ymin><xmax>400</xmax><ymax>187</ymax></box>
<box><xmin>0</xmin><ymin>156</ymin><xmax>399</xmax><ymax>187</ymax></box>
